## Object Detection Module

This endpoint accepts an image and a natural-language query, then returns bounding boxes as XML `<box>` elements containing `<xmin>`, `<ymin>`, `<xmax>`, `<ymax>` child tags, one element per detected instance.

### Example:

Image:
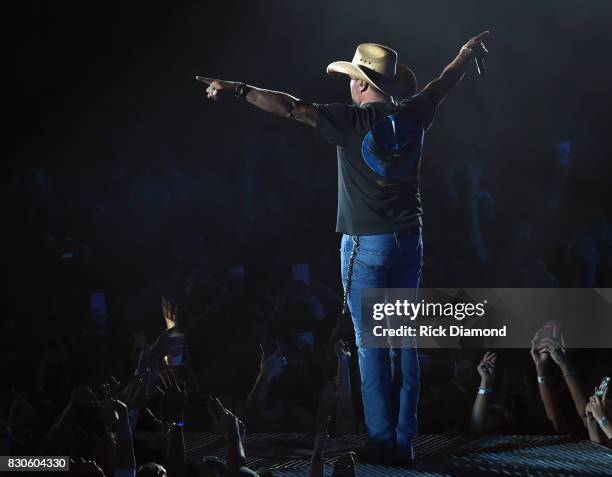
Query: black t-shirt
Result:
<box><xmin>314</xmin><ymin>92</ymin><xmax>437</xmax><ymax>235</ymax></box>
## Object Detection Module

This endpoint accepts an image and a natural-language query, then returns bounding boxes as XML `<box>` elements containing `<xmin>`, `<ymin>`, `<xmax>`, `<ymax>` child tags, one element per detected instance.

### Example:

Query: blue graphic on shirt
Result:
<box><xmin>361</xmin><ymin>114</ymin><xmax>424</xmax><ymax>180</ymax></box>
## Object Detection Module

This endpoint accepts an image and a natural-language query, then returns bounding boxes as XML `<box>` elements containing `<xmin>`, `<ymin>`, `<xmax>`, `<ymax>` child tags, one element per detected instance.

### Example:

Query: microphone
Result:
<box><xmin>475</xmin><ymin>57</ymin><xmax>486</xmax><ymax>77</ymax></box>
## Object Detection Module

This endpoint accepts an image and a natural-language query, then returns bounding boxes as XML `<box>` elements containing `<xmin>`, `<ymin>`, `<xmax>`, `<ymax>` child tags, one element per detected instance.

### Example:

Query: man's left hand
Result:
<box><xmin>462</xmin><ymin>31</ymin><xmax>490</xmax><ymax>59</ymax></box>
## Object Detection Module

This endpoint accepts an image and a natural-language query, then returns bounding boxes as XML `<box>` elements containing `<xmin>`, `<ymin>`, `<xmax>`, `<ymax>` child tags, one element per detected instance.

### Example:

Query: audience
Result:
<box><xmin>3</xmin><ymin>139</ymin><xmax>612</xmax><ymax>475</ymax></box>
<box><xmin>2</xmin><ymin>277</ymin><xmax>611</xmax><ymax>477</ymax></box>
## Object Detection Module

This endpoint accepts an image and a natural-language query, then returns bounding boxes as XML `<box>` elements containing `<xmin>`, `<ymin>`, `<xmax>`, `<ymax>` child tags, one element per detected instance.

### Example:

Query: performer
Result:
<box><xmin>197</xmin><ymin>31</ymin><xmax>489</xmax><ymax>464</ymax></box>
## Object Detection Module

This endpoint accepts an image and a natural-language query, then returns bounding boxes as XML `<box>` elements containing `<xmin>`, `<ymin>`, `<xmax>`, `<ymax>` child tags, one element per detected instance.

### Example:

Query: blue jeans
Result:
<box><xmin>340</xmin><ymin>231</ymin><xmax>422</xmax><ymax>457</ymax></box>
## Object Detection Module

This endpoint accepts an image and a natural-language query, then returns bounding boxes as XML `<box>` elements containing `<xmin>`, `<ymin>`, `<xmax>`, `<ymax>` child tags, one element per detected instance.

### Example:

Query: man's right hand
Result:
<box><xmin>195</xmin><ymin>76</ymin><xmax>238</xmax><ymax>100</ymax></box>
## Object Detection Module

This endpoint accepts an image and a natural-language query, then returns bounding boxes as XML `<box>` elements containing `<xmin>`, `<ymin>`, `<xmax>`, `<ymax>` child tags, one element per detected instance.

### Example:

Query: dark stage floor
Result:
<box><xmin>181</xmin><ymin>432</ymin><xmax>612</xmax><ymax>476</ymax></box>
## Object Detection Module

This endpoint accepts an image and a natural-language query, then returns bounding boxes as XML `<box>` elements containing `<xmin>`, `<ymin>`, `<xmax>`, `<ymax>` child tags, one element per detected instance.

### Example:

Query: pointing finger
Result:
<box><xmin>474</xmin><ymin>30</ymin><xmax>490</xmax><ymax>41</ymax></box>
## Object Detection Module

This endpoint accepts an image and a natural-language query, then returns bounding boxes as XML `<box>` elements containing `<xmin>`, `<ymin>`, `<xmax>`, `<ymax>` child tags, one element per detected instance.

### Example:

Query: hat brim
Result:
<box><xmin>327</xmin><ymin>61</ymin><xmax>417</xmax><ymax>99</ymax></box>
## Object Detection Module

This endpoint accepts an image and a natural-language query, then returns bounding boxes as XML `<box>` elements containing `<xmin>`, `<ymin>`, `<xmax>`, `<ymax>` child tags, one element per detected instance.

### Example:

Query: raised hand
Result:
<box><xmin>205</xmin><ymin>396</ymin><xmax>244</xmax><ymax>442</ymax></box>
<box><xmin>68</xmin><ymin>458</ymin><xmax>105</xmax><ymax>477</ymax></box>
<box><xmin>155</xmin><ymin>369</ymin><xmax>186</xmax><ymax>421</ymax></box>
<box><xmin>123</xmin><ymin>378</ymin><xmax>156</xmax><ymax>412</ymax></box>
<box><xmin>195</xmin><ymin>76</ymin><xmax>238</xmax><ymax>101</ymax></box>
<box><xmin>462</xmin><ymin>31</ymin><xmax>490</xmax><ymax>59</ymax></box>
<box><xmin>204</xmin><ymin>396</ymin><xmax>247</xmax><ymax>470</ymax></box>
<box><xmin>334</xmin><ymin>340</ymin><xmax>352</xmax><ymax>362</ymax></box>
<box><xmin>108</xmin><ymin>398</ymin><xmax>129</xmax><ymax>424</ymax></box>
<box><xmin>259</xmin><ymin>343</ymin><xmax>287</xmax><ymax>383</ymax></box>
<box><xmin>96</xmin><ymin>385</ymin><xmax>119</xmax><ymax>432</ymax></box>
<box><xmin>161</xmin><ymin>296</ymin><xmax>179</xmax><ymax>329</ymax></box>
<box><xmin>539</xmin><ymin>337</ymin><xmax>571</xmax><ymax>374</ymax></box>
<box><xmin>326</xmin><ymin>313</ymin><xmax>354</xmax><ymax>361</ymax></box>
<box><xmin>141</xmin><ymin>327</ymin><xmax>177</xmax><ymax>398</ymax></box>
<box><xmin>530</xmin><ymin>331</ymin><xmax>551</xmax><ymax>370</ymax></box>
<box><xmin>588</xmin><ymin>391</ymin><xmax>607</xmax><ymax>421</ymax></box>
<box><xmin>122</xmin><ymin>336</ymin><xmax>160</xmax><ymax>412</ymax></box>
<box><xmin>477</xmin><ymin>351</ymin><xmax>497</xmax><ymax>387</ymax></box>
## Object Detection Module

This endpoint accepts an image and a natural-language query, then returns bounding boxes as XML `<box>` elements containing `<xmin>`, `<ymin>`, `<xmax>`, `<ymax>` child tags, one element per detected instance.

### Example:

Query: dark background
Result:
<box><xmin>4</xmin><ymin>0</ymin><xmax>612</xmax><ymax>334</ymax></box>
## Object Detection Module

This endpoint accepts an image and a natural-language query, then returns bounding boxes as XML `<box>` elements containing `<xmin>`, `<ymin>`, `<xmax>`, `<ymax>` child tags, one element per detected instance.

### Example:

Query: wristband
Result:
<box><xmin>234</xmin><ymin>83</ymin><xmax>250</xmax><ymax>99</ymax></box>
<box><xmin>537</xmin><ymin>376</ymin><xmax>548</xmax><ymax>384</ymax></box>
<box><xmin>597</xmin><ymin>416</ymin><xmax>609</xmax><ymax>429</ymax></box>
<box><xmin>562</xmin><ymin>370</ymin><xmax>576</xmax><ymax>377</ymax></box>
<box><xmin>478</xmin><ymin>386</ymin><xmax>493</xmax><ymax>395</ymax></box>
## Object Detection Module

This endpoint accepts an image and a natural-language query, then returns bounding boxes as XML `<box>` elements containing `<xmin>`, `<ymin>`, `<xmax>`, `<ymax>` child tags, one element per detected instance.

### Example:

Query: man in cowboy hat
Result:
<box><xmin>196</xmin><ymin>31</ymin><xmax>489</xmax><ymax>464</ymax></box>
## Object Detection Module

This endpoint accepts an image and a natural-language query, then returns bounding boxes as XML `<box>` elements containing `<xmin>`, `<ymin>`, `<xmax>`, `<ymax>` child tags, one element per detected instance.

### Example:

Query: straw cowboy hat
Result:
<box><xmin>327</xmin><ymin>43</ymin><xmax>417</xmax><ymax>99</ymax></box>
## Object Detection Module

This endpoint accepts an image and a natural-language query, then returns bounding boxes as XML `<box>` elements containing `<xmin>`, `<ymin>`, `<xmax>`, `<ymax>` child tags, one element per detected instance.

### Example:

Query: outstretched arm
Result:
<box><xmin>422</xmin><ymin>31</ymin><xmax>490</xmax><ymax>105</ymax></box>
<box><xmin>196</xmin><ymin>77</ymin><xmax>316</xmax><ymax>126</ymax></box>
<box><xmin>244</xmin><ymin>345</ymin><xmax>287</xmax><ymax>428</ymax></box>
<box><xmin>530</xmin><ymin>339</ymin><xmax>572</xmax><ymax>434</ymax></box>
<box><xmin>540</xmin><ymin>337</ymin><xmax>588</xmax><ymax>425</ymax></box>
<box><xmin>589</xmin><ymin>390</ymin><xmax>612</xmax><ymax>441</ymax></box>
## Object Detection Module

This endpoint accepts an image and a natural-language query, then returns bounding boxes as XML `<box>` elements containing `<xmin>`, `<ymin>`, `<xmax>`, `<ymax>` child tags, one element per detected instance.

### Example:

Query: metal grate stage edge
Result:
<box><xmin>180</xmin><ymin>432</ymin><xmax>612</xmax><ymax>476</ymax></box>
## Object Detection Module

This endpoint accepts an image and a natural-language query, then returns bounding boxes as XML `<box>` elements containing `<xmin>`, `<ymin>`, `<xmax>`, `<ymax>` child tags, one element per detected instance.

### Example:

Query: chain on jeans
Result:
<box><xmin>342</xmin><ymin>236</ymin><xmax>360</xmax><ymax>316</ymax></box>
